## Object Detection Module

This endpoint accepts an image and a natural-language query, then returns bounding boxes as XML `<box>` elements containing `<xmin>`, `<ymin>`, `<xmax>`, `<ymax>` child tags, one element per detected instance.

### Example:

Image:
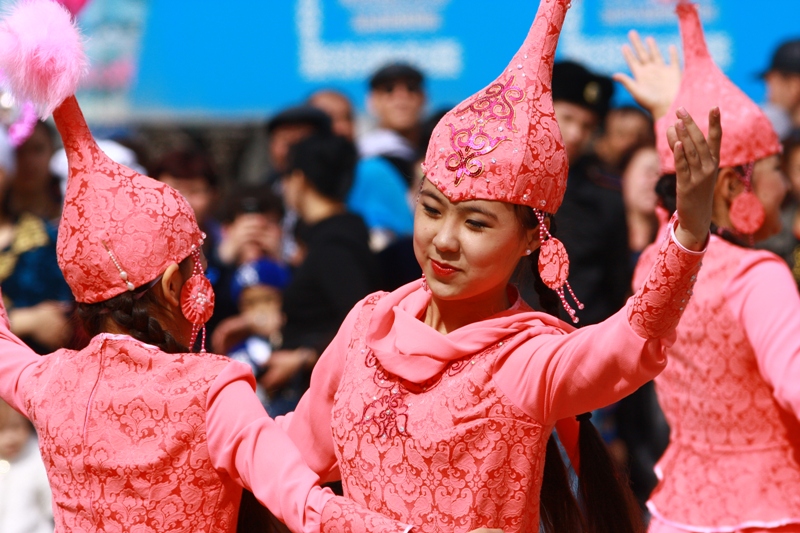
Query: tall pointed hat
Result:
<box><xmin>423</xmin><ymin>0</ymin><xmax>582</xmax><ymax>320</ymax></box>
<box><xmin>0</xmin><ymin>0</ymin><xmax>205</xmax><ymax>305</ymax></box>
<box><xmin>656</xmin><ymin>2</ymin><xmax>781</xmax><ymax>174</ymax></box>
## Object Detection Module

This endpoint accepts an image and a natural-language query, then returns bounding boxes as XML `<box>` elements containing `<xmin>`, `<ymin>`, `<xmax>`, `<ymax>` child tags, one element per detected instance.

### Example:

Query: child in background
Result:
<box><xmin>222</xmin><ymin>259</ymin><xmax>291</xmax><ymax>412</ymax></box>
<box><xmin>0</xmin><ymin>399</ymin><xmax>53</xmax><ymax>533</ymax></box>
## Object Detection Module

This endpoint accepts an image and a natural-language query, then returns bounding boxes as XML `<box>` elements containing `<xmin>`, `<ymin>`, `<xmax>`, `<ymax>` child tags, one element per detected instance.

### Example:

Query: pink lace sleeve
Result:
<box><xmin>322</xmin><ymin>497</ymin><xmax>411</xmax><ymax>533</ymax></box>
<box><xmin>0</xmin><ymin>289</ymin><xmax>49</xmax><ymax>414</ymax></box>
<box><xmin>628</xmin><ymin>215</ymin><xmax>705</xmax><ymax>339</ymax></box>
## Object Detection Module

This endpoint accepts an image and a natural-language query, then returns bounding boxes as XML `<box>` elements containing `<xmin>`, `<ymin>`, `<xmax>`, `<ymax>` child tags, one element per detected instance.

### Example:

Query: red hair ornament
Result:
<box><xmin>536</xmin><ymin>211</ymin><xmax>583</xmax><ymax>322</ymax></box>
<box><xmin>180</xmin><ymin>249</ymin><xmax>215</xmax><ymax>352</ymax></box>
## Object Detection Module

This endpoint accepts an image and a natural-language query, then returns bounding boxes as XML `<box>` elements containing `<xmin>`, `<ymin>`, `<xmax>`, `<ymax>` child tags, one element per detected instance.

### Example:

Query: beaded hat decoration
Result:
<box><xmin>0</xmin><ymin>0</ymin><xmax>205</xmax><ymax>305</ymax></box>
<box><xmin>422</xmin><ymin>0</ymin><xmax>583</xmax><ymax>321</ymax></box>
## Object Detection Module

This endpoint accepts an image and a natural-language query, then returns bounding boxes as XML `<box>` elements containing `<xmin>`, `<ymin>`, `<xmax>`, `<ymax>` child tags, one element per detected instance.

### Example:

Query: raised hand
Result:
<box><xmin>670</xmin><ymin>107</ymin><xmax>722</xmax><ymax>251</ymax></box>
<box><xmin>613</xmin><ymin>30</ymin><xmax>681</xmax><ymax>120</ymax></box>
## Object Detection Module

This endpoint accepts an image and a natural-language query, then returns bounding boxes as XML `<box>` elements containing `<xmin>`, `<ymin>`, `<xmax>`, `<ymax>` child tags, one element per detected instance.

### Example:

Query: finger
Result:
<box><xmin>706</xmin><ymin>107</ymin><xmax>722</xmax><ymax>163</ymax></box>
<box><xmin>621</xmin><ymin>45</ymin><xmax>639</xmax><ymax>72</ymax></box>
<box><xmin>612</xmin><ymin>73</ymin><xmax>637</xmax><ymax>95</ymax></box>
<box><xmin>629</xmin><ymin>30</ymin><xmax>649</xmax><ymax>62</ymax></box>
<box><xmin>673</xmin><ymin>141</ymin><xmax>690</xmax><ymax>180</ymax></box>
<box><xmin>668</xmin><ymin>45</ymin><xmax>680</xmax><ymax>69</ymax></box>
<box><xmin>666</xmin><ymin>124</ymin><xmax>679</xmax><ymax>151</ymax></box>
<box><xmin>674</xmin><ymin>119</ymin><xmax>701</xmax><ymax>169</ymax></box>
<box><xmin>675</xmin><ymin>107</ymin><xmax>711</xmax><ymax>163</ymax></box>
<box><xmin>646</xmin><ymin>36</ymin><xmax>664</xmax><ymax>65</ymax></box>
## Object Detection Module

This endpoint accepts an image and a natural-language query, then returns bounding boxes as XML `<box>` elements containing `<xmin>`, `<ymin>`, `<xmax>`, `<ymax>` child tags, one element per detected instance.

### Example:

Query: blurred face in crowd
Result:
<box><xmin>413</xmin><ymin>179</ymin><xmax>537</xmax><ymax>303</ymax></box>
<box><xmin>764</xmin><ymin>71</ymin><xmax>800</xmax><ymax>110</ymax></box>
<box><xmin>751</xmin><ymin>154</ymin><xmax>789</xmax><ymax>241</ymax></box>
<box><xmin>269</xmin><ymin>124</ymin><xmax>317</xmax><ymax>174</ymax></box>
<box><xmin>14</xmin><ymin>122</ymin><xmax>54</xmax><ymax>194</ymax></box>
<box><xmin>622</xmin><ymin>146</ymin><xmax>660</xmax><ymax>218</ymax></box>
<box><xmin>553</xmin><ymin>101</ymin><xmax>598</xmax><ymax>163</ymax></box>
<box><xmin>369</xmin><ymin>78</ymin><xmax>425</xmax><ymax>135</ymax></box>
<box><xmin>239</xmin><ymin>284</ymin><xmax>284</xmax><ymax>339</ymax></box>
<box><xmin>309</xmin><ymin>91</ymin><xmax>355</xmax><ymax>141</ymax></box>
<box><xmin>158</xmin><ymin>174</ymin><xmax>215</xmax><ymax>224</ymax></box>
<box><xmin>784</xmin><ymin>143</ymin><xmax>800</xmax><ymax>203</ymax></box>
<box><xmin>600</xmin><ymin>110</ymin><xmax>653</xmax><ymax>167</ymax></box>
<box><xmin>0</xmin><ymin>402</ymin><xmax>30</xmax><ymax>461</ymax></box>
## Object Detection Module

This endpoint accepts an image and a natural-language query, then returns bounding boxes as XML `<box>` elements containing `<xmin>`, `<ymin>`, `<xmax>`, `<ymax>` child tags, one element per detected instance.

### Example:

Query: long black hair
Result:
<box><xmin>515</xmin><ymin>204</ymin><xmax>644</xmax><ymax>533</ymax></box>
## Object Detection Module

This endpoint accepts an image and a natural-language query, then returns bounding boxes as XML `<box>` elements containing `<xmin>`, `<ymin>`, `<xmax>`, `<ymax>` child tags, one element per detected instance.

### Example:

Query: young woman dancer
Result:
<box><xmin>276</xmin><ymin>0</ymin><xmax>722</xmax><ymax>532</ymax></box>
<box><xmin>618</xmin><ymin>3</ymin><xmax>800</xmax><ymax>532</ymax></box>
<box><xmin>0</xmin><ymin>2</ymin><xmax>429</xmax><ymax>532</ymax></box>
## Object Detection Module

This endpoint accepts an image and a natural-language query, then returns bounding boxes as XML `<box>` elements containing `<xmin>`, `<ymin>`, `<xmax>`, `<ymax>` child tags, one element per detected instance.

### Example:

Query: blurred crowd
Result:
<box><xmin>1</xmin><ymin>33</ymin><xmax>800</xmax><ymax>531</ymax></box>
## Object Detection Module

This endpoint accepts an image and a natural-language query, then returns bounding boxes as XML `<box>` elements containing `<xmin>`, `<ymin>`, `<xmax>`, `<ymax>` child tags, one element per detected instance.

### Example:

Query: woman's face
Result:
<box><xmin>14</xmin><ymin>122</ymin><xmax>54</xmax><ymax>192</ymax></box>
<box><xmin>752</xmin><ymin>154</ymin><xmax>788</xmax><ymax>241</ymax></box>
<box><xmin>622</xmin><ymin>146</ymin><xmax>660</xmax><ymax>217</ymax></box>
<box><xmin>413</xmin><ymin>179</ymin><xmax>535</xmax><ymax>302</ymax></box>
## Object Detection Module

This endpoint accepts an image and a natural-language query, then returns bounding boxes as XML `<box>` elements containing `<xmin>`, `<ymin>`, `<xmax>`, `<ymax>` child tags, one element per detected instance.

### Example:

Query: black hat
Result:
<box><xmin>369</xmin><ymin>63</ymin><xmax>424</xmax><ymax>91</ymax></box>
<box><xmin>762</xmin><ymin>39</ymin><xmax>800</xmax><ymax>76</ymax></box>
<box><xmin>552</xmin><ymin>60</ymin><xmax>614</xmax><ymax>120</ymax></box>
<box><xmin>266</xmin><ymin>105</ymin><xmax>332</xmax><ymax>135</ymax></box>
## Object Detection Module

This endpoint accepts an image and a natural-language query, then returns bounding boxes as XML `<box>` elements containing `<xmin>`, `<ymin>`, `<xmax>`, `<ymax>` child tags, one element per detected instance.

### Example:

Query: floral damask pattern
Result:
<box><xmin>422</xmin><ymin>0</ymin><xmax>570</xmax><ymax>213</ymax></box>
<box><xmin>22</xmin><ymin>335</ymin><xmax>241</xmax><ymax>532</ymax></box>
<box><xmin>629</xmin><ymin>219</ymin><xmax>704</xmax><ymax>339</ymax></box>
<box><xmin>331</xmin><ymin>296</ymin><xmax>547</xmax><ymax>533</ymax></box>
<box><xmin>636</xmin><ymin>238</ymin><xmax>800</xmax><ymax>530</ymax></box>
<box><xmin>53</xmin><ymin>96</ymin><xmax>204</xmax><ymax>304</ymax></box>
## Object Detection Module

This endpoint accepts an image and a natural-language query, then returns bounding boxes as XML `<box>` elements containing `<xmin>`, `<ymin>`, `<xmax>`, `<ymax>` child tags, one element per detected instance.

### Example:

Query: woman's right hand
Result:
<box><xmin>670</xmin><ymin>107</ymin><xmax>722</xmax><ymax>251</ymax></box>
<box><xmin>613</xmin><ymin>30</ymin><xmax>681</xmax><ymax>120</ymax></box>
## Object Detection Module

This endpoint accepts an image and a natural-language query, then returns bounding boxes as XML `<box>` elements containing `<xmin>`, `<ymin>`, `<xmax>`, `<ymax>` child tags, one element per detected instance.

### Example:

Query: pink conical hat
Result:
<box><xmin>656</xmin><ymin>2</ymin><xmax>780</xmax><ymax>173</ymax></box>
<box><xmin>0</xmin><ymin>0</ymin><xmax>203</xmax><ymax>304</ymax></box>
<box><xmin>422</xmin><ymin>0</ymin><xmax>570</xmax><ymax>214</ymax></box>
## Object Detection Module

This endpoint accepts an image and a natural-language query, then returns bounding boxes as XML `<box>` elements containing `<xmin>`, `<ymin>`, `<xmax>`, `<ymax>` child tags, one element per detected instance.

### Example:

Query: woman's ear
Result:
<box><xmin>160</xmin><ymin>263</ymin><xmax>184</xmax><ymax>308</ymax></box>
<box><xmin>524</xmin><ymin>217</ymin><xmax>549</xmax><ymax>255</ymax></box>
<box><xmin>717</xmin><ymin>167</ymin><xmax>745</xmax><ymax>203</ymax></box>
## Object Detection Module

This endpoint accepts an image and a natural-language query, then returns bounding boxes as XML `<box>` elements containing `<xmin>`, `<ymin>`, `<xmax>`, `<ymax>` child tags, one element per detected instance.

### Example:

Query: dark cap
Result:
<box><xmin>266</xmin><ymin>105</ymin><xmax>332</xmax><ymax>135</ymax></box>
<box><xmin>552</xmin><ymin>60</ymin><xmax>614</xmax><ymax>120</ymax></box>
<box><xmin>762</xmin><ymin>39</ymin><xmax>800</xmax><ymax>76</ymax></box>
<box><xmin>369</xmin><ymin>62</ymin><xmax>424</xmax><ymax>91</ymax></box>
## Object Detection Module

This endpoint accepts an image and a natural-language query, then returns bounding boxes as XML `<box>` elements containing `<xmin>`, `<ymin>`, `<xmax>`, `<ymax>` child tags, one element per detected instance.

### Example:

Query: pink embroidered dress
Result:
<box><xmin>635</xmin><ymin>235</ymin><xmax>800</xmax><ymax>533</ymax></box>
<box><xmin>279</xmin><ymin>219</ymin><xmax>704</xmax><ymax>533</ymax></box>
<box><xmin>632</xmin><ymin>3</ymin><xmax>800</xmax><ymax>531</ymax></box>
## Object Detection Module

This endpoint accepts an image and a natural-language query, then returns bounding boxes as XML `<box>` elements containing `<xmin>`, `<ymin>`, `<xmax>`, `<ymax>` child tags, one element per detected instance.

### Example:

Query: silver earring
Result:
<box><xmin>525</xmin><ymin>249</ymin><xmax>532</xmax><ymax>256</ymax></box>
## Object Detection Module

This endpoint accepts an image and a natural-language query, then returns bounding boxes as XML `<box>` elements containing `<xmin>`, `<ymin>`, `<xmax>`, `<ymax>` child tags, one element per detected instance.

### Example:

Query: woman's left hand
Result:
<box><xmin>670</xmin><ymin>106</ymin><xmax>722</xmax><ymax>251</ymax></box>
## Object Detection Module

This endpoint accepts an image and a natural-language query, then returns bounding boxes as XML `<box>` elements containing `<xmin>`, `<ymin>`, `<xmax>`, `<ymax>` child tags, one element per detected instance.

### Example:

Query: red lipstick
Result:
<box><xmin>430</xmin><ymin>260</ymin><xmax>458</xmax><ymax>277</ymax></box>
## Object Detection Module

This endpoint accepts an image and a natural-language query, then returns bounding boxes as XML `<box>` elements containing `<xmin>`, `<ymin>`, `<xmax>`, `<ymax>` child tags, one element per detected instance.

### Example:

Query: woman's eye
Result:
<box><xmin>466</xmin><ymin>219</ymin><xmax>488</xmax><ymax>230</ymax></box>
<box><xmin>422</xmin><ymin>204</ymin><xmax>440</xmax><ymax>216</ymax></box>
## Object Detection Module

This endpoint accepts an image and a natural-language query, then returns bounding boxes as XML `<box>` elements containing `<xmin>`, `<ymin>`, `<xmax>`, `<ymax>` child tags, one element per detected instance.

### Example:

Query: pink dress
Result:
<box><xmin>0</xmin><ymin>314</ymin><xmax>409</xmax><ymax>532</ymax></box>
<box><xmin>279</xmin><ymin>223</ymin><xmax>704</xmax><ymax>533</ymax></box>
<box><xmin>634</xmin><ymin>234</ymin><xmax>800</xmax><ymax>533</ymax></box>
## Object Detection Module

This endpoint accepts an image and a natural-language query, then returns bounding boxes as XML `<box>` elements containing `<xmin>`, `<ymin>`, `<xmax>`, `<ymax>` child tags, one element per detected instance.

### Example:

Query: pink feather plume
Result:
<box><xmin>0</xmin><ymin>0</ymin><xmax>87</xmax><ymax>118</ymax></box>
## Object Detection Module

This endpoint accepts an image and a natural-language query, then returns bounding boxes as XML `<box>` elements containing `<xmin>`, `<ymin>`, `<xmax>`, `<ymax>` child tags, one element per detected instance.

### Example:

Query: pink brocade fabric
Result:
<box><xmin>628</xmin><ymin>217</ymin><xmax>703</xmax><ymax>339</ymax></box>
<box><xmin>331</xmin><ymin>294</ymin><xmax>547</xmax><ymax>533</ymax></box>
<box><xmin>655</xmin><ymin>3</ymin><xmax>780</xmax><ymax>173</ymax></box>
<box><xmin>423</xmin><ymin>0</ymin><xmax>569</xmax><ymax>213</ymax></box>
<box><xmin>321</xmin><ymin>498</ymin><xmax>410</xmax><ymax>533</ymax></box>
<box><xmin>634</xmin><ymin>238</ymin><xmax>800</xmax><ymax>531</ymax></box>
<box><xmin>53</xmin><ymin>96</ymin><xmax>204</xmax><ymax>303</ymax></box>
<box><xmin>21</xmin><ymin>335</ymin><xmax>241</xmax><ymax>532</ymax></box>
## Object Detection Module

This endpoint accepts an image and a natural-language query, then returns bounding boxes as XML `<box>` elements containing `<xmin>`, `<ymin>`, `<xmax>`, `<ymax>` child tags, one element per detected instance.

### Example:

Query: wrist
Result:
<box><xmin>674</xmin><ymin>223</ymin><xmax>708</xmax><ymax>252</ymax></box>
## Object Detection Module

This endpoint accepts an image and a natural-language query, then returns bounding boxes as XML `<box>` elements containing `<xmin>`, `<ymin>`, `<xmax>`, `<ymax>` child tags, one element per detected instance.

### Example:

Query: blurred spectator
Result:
<box><xmin>594</xmin><ymin>106</ymin><xmax>655</xmax><ymax>174</ymax></box>
<box><xmin>11</xmin><ymin>121</ymin><xmax>61</xmax><ymax>222</ymax></box>
<box><xmin>0</xmin><ymin>399</ymin><xmax>53</xmax><ymax>533</ymax></box>
<box><xmin>262</xmin><ymin>133</ymin><xmax>379</xmax><ymax>415</ymax></box>
<box><xmin>213</xmin><ymin>259</ymin><xmax>291</xmax><ymax>415</ymax></box>
<box><xmin>550</xmin><ymin>60</ymin><xmax>629</xmax><ymax>325</ymax></box>
<box><xmin>211</xmin><ymin>184</ymin><xmax>287</xmax><ymax>333</ymax></box>
<box><xmin>761</xmin><ymin>38</ymin><xmax>800</xmax><ymax>139</ymax></box>
<box><xmin>263</xmin><ymin>105</ymin><xmax>332</xmax><ymax>186</ymax></box>
<box><xmin>621</xmin><ymin>143</ymin><xmax>661</xmax><ymax>266</ymax></box>
<box><xmin>757</xmin><ymin>128</ymin><xmax>800</xmax><ymax>284</ymax></box>
<box><xmin>0</xmin><ymin>127</ymin><xmax>73</xmax><ymax>353</ymax></box>
<box><xmin>308</xmin><ymin>89</ymin><xmax>355</xmax><ymax>141</ymax></box>
<box><xmin>346</xmin><ymin>63</ymin><xmax>426</xmax><ymax>251</ymax></box>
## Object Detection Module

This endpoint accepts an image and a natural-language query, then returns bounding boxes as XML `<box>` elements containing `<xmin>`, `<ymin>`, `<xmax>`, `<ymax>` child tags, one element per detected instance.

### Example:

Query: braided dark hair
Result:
<box><xmin>515</xmin><ymin>204</ymin><xmax>644</xmax><ymax>533</ymax></box>
<box><xmin>76</xmin><ymin>260</ymin><xmax>192</xmax><ymax>354</ymax></box>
